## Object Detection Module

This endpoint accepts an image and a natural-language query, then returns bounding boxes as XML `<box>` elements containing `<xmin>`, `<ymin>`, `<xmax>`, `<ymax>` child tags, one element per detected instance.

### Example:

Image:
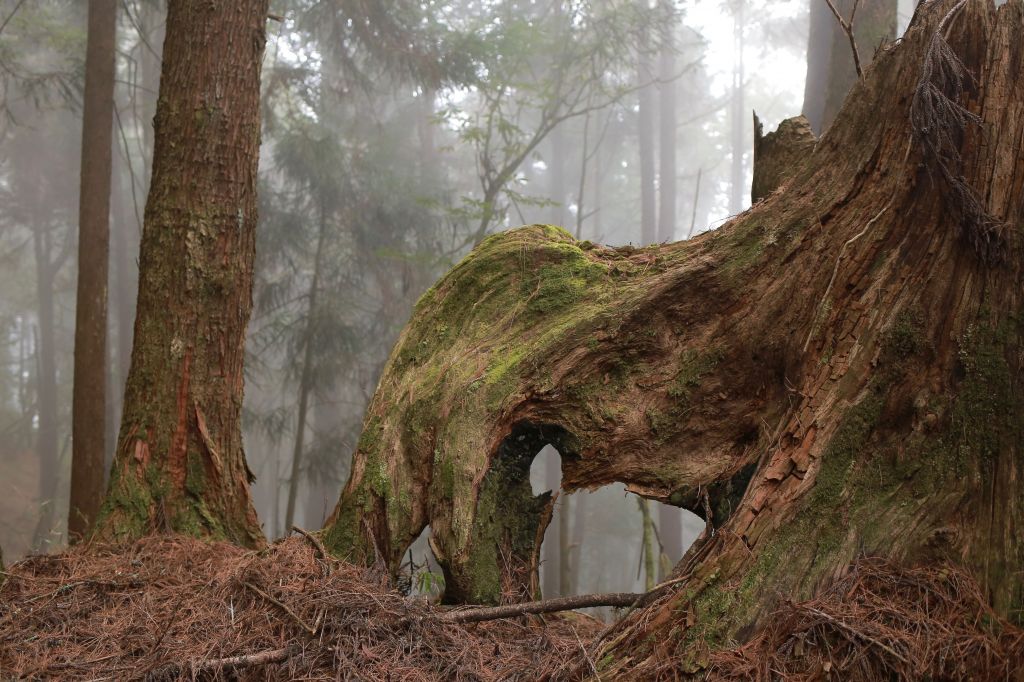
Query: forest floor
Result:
<box><xmin>0</xmin><ymin>534</ymin><xmax>1020</xmax><ymax>680</ymax></box>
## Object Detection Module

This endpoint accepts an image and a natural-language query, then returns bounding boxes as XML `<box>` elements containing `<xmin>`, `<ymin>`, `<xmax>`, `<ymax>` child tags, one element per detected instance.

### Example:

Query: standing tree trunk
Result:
<box><xmin>110</xmin><ymin>142</ymin><xmax>138</xmax><ymax>468</ymax></box>
<box><xmin>541</xmin><ymin>129</ymin><xmax>570</xmax><ymax>599</ymax></box>
<box><xmin>656</xmin><ymin>3</ymin><xmax>677</xmax><ymax>243</ymax></box>
<box><xmin>569</xmin><ymin>491</ymin><xmax>587</xmax><ymax>594</ymax></box>
<box><xmin>658</xmin><ymin>504</ymin><xmax>683</xmax><ymax>578</ymax></box>
<box><xmin>541</xmin><ymin>452</ymin><xmax>562</xmax><ymax>599</ymax></box>
<box><xmin>31</xmin><ymin>227</ymin><xmax>61</xmax><ymax>549</ymax></box>
<box><xmin>284</xmin><ymin>201</ymin><xmax>328</xmax><ymax>532</ymax></box>
<box><xmin>320</xmin><ymin>5</ymin><xmax>1024</xmax><ymax>661</ymax></box>
<box><xmin>637</xmin><ymin>498</ymin><xmax>657</xmax><ymax>591</ymax></box>
<box><xmin>93</xmin><ymin>0</ymin><xmax>270</xmax><ymax>546</ymax></box>
<box><xmin>68</xmin><ymin>0</ymin><xmax>116</xmax><ymax>540</ymax></box>
<box><xmin>304</xmin><ymin>387</ymin><xmax>344</xmax><ymax>528</ymax></box>
<box><xmin>802</xmin><ymin>0</ymin><xmax>897</xmax><ymax>134</ymax></box>
<box><xmin>728</xmin><ymin>0</ymin><xmax>746</xmax><ymax>215</ymax></box>
<box><xmin>637</xmin><ymin>46</ymin><xmax>657</xmax><ymax>246</ymax></box>
<box><xmin>558</xmin><ymin>494</ymin><xmax>572</xmax><ymax>595</ymax></box>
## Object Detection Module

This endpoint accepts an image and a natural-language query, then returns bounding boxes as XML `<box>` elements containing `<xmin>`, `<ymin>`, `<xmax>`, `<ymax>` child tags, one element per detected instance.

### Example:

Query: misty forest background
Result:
<box><xmin>0</xmin><ymin>0</ymin><xmax>917</xmax><ymax>604</ymax></box>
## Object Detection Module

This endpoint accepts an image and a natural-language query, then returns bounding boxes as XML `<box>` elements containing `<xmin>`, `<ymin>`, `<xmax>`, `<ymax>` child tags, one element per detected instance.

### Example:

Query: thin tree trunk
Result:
<box><xmin>31</xmin><ymin>231</ymin><xmax>60</xmax><ymax>550</ymax></box>
<box><xmin>549</xmin><ymin>125</ymin><xmax>567</xmax><ymax>227</ymax></box>
<box><xmin>93</xmin><ymin>0</ymin><xmax>270</xmax><ymax>546</ymax></box>
<box><xmin>657</xmin><ymin>4</ymin><xmax>677</xmax><ymax>243</ymax></box>
<box><xmin>658</xmin><ymin>504</ymin><xmax>683</xmax><ymax>579</ymax></box>
<box><xmin>69</xmin><ymin>0</ymin><xmax>116</xmax><ymax>540</ymax></box>
<box><xmin>17</xmin><ymin>318</ymin><xmax>31</xmax><ymax>450</ymax></box>
<box><xmin>542</xmin><ymin>450</ymin><xmax>561</xmax><ymax>598</ymax></box>
<box><xmin>570</xmin><ymin>491</ymin><xmax>587</xmax><ymax>594</ymax></box>
<box><xmin>559</xmin><ymin>494</ymin><xmax>572</xmax><ymax>595</ymax></box>
<box><xmin>284</xmin><ymin>201</ymin><xmax>328</xmax><ymax>532</ymax></box>
<box><xmin>574</xmin><ymin>112</ymin><xmax>591</xmax><ymax>239</ymax></box>
<box><xmin>728</xmin><ymin>0</ymin><xmax>746</xmax><ymax>215</ymax></box>
<box><xmin>551</xmin><ymin>123</ymin><xmax>573</xmax><ymax>594</ymax></box>
<box><xmin>304</xmin><ymin>387</ymin><xmax>339</xmax><ymax>528</ymax></box>
<box><xmin>637</xmin><ymin>498</ymin><xmax>656</xmax><ymax>591</ymax></box>
<box><xmin>543</xmin><ymin>133</ymin><xmax>568</xmax><ymax>598</ymax></box>
<box><xmin>111</xmin><ymin>138</ymin><xmax>138</xmax><ymax>470</ymax></box>
<box><xmin>417</xmin><ymin>87</ymin><xmax>437</xmax><ymax>181</ymax></box>
<box><xmin>592</xmin><ymin>146</ymin><xmax>603</xmax><ymax>240</ymax></box>
<box><xmin>638</xmin><ymin>49</ymin><xmax>656</xmax><ymax>246</ymax></box>
<box><xmin>687</xmin><ymin>168</ymin><xmax>702</xmax><ymax>239</ymax></box>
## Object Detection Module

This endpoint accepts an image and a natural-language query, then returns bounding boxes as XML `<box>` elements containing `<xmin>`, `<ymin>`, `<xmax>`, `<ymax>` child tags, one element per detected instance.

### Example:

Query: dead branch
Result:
<box><xmin>823</xmin><ymin>0</ymin><xmax>864</xmax><ymax>79</ymax></box>
<box><xmin>146</xmin><ymin>646</ymin><xmax>296</xmax><ymax>681</ymax></box>
<box><xmin>291</xmin><ymin>525</ymin><xmax>332</xmax><ymax>573</ymax></box>
<box><xmin>241</xmin><ymin>580</ymin><xmax>317</xmax><ymax>635</ymax></box>
<box><xmin>440</xmin><ymin>592</ymin><xmax>644</xmax><ymax>624</ymax></box>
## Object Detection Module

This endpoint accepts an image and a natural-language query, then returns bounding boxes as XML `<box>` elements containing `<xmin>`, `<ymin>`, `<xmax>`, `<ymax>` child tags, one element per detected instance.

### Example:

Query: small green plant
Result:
<box><xmin>415</xmin><ymin>569</ymin><xmax>446</xmax><ymax>597</ymax></box>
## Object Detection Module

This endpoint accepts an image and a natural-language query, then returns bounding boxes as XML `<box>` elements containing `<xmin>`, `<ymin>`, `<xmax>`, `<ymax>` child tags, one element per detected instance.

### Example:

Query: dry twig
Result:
<box><xmin>441</xmin><ymin>592</ymin><xmax>643</xmax><ymax>624</ymax></box>
<box><xmin>822</xmin><ymin>0</ymin><xmax>864</xmax><ymax>79</ymax></box>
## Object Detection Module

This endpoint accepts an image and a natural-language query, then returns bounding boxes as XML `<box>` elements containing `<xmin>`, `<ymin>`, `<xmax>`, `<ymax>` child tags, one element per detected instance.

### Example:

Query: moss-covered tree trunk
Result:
<box><xmin>322</xmin><ymin>1</ymin><xmax>1022</xmax><ymax>664</ymax></box>
<box><xmin>92</xmin><ymin>0</ymin><xmax>270</xmax><ymax>546</ymax></box>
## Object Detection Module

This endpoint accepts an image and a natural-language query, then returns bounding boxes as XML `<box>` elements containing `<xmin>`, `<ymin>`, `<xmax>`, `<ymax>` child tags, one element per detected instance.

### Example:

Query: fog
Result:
<box><xmin>0</xmin><ymin>0</ymin><xmax>835</xmax><ymax>600</ymax></box>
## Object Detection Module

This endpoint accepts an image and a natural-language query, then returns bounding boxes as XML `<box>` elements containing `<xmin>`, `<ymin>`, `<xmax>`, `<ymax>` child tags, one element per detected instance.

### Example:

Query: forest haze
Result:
<box><xmin>1</xmin><ymin>0</ymin><xmax>1023</xmax><ymax>679</ymax></box>
<box><xmin>0</xmin><ymin>0</ymin><xmax>818</xmax><ymax>596</ymax></box>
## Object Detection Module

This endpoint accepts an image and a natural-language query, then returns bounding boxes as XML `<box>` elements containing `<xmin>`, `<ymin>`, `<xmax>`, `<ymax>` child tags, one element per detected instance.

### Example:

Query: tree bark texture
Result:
<box><xmin>322</xmin><ymin>4</ymin><xmax>1023</xmax><ymax>664</ymax></box>
<box><xmin>93</xmin><ymin>0</ymin><xmax>270</xmax><ymax>546</ymax></box>
<box><xmin>69</xmin><ymin>0</ymin><xmax>116</xmax><ymax>540</ymax></box>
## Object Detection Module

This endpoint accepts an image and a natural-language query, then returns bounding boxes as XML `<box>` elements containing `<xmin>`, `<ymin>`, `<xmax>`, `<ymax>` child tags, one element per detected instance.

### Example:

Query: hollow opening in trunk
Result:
<box><xmin>528</xmin><ymin>444</ymin><xmax>704</xmax><ymax>617</ymax></box>
<box><xmin>399</xmin><ymin>524</ymin><xmax>444</xmax><ymax>601</ymax></box>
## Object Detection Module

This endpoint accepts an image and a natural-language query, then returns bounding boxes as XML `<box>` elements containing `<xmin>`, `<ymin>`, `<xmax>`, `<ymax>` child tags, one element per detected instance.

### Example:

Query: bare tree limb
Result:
<box><xmin>0</xmin><ymin>0</ymin><xmax>28</xmax><ymax>38</ymax></box>
<box><xmin>291</xmin><ymin>525</ymin><xmax>332</xmax><ymax>573</ymax></box>
<box><xmin>440</xmin><ymin>592</ymin><xmax>644</xmax><ymax>624</ymax></box>
<box><xmin>145</xmin><ymin>646</ymin><xmax>296</xmax><ymax>680</ymax></box>
<box><xmin>823</xmin><ymin>0</ymin><xmax>864</xmax><ymax>79</ymax></box>
<box><xmin>241</xmin><ymin>581</ymin><xmax>317</xmax><ymax>635</ymax></box>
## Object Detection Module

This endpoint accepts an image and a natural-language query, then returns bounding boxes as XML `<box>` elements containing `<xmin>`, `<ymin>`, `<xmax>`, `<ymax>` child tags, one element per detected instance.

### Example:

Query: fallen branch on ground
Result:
<box><xmin>440</xmin><ymin>592</ymin><xmax>644</xmax><ymax>624</ymax></box>
<box><xmin>146</xmin><ymin>646</ymin><xmax>296</xmax><ymax>681</ymax></box>
<box><xmin>291</xmin><ymin>525</ymin><xmax>332</xmax><ymax>573</ymax></box>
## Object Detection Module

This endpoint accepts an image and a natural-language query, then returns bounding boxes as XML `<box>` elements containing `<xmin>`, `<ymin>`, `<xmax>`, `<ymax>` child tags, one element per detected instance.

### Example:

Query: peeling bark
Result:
<box><xmin>322</xmin><ymin>3</ymin><xmax>1024</xmax><ymax>669</ymax></box>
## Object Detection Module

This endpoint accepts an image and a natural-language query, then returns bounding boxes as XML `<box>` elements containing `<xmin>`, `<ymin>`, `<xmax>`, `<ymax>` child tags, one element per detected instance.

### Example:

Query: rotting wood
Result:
<box><xmin>322</xmin><ymin>1</ymin><xmax>1024</xmax><ymax>672</ymax></box>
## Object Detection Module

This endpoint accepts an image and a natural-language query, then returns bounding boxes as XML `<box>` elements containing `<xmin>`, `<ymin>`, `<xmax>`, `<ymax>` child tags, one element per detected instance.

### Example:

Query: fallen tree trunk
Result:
<box><xmin>321</xmin><ymin>0</ymin><xmax>1023</xmax><ymax>671</ymax></box>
